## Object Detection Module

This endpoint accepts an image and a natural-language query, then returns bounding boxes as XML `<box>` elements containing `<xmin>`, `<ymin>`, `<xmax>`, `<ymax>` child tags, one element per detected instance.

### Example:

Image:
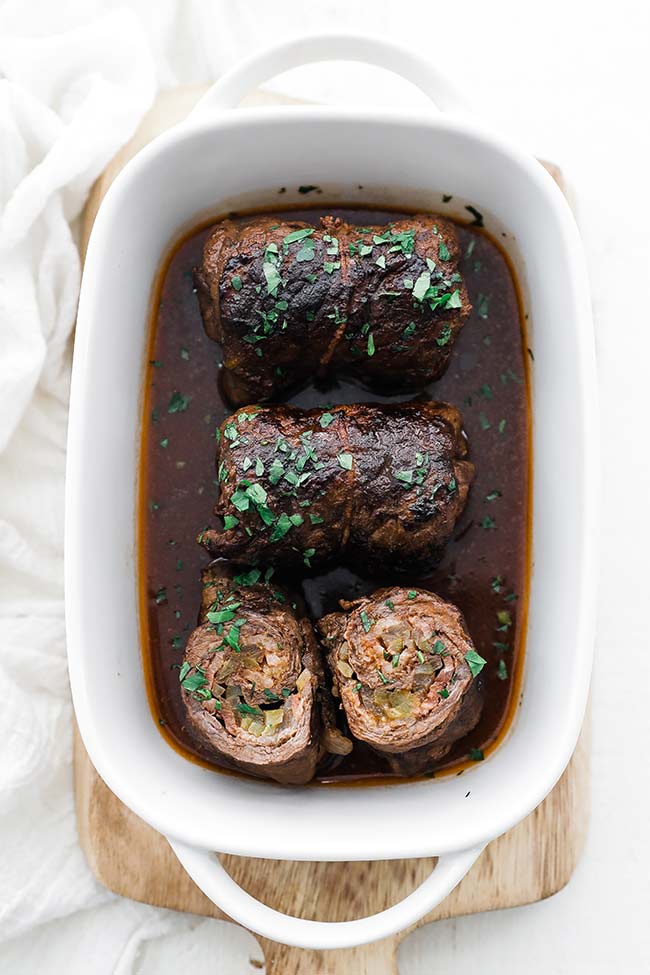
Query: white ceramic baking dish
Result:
<box><xmin>65</xmin><ymin>34</ymin><xmax>598</xmax><ymax>950</ymax></box>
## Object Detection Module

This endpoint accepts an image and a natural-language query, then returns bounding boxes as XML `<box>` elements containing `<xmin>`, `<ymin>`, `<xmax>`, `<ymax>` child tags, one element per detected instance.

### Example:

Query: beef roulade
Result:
<box><xmin>180</xmin><ymin>564</ymin><xmax>350</xmax><ymax>785</ymax></box>
<box><xmin>318</xmin><ymin>586</ymin><xmax>484</xmax><ymax>776</ymax></box>
<box><xmin>199</xmin><ymin>402</ymin><xmax>474</xmax><ymax>573</ymax></box>
<box><xmin>194</xmin><ymin>214</ymin><xmax>471</xmax><ymax>403</ymax></box>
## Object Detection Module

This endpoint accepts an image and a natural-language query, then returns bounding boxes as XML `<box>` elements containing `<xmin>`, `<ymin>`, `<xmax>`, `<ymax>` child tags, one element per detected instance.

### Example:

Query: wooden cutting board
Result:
<box><xmin>75</xmin><ymin>85</ymin><xmax>589</xmax><ymax>975</ymax></box>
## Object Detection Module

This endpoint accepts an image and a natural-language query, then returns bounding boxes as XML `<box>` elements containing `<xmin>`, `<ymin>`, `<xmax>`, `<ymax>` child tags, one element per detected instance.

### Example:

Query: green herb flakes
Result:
<box><xmin>303</xmin><ymin>547</ymin><xmax>316</xmax><ymax>567</ymax></box>
<box><xmin>269</xmin><ymin>512</ymin><xmax>293</xmax><ymax>542</ymax></box>
<box><xmin>465</xmin><ymin>649</ymin><xmax>487</xmax><ymax>678</ymax></box>
<box><xmin>263</xmin><ymin>262</ymin><xmax>282</xmax><ymax>296</ymax></box>
<box><xmin>485</xmin><ymin>490</ymin><xmax>502</xmax><ymax>502</ymax></box>
<box><xmin>476</xmin><ymin>293</ymin><xmax>490</xmax><ymax>319</ymax></box>
<box><xmin>233</xmin><ymin>568</ymin><xmax>261</xmax><ymax>587</ymax></box>
<box><xmin>412</xmin><ymin>271</ymin><xmax>431</xmax><ymax>302</ymax></box>
<box><xmin>168</xmin><ymin>391</ymin><xmax>190</xmax><ymax>413</ymax></box>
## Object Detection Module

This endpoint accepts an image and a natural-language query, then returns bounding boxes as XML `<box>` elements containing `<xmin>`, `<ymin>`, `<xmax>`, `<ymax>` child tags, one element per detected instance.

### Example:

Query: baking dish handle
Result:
<box><xmin>185</xmin><ymin>33</ymin><xmax>471</xmax><ymax>119</ymax></box>
<box><xmin>168</xmin><ymin>839</ymin><xmax>484</xmax><ymax>950</ymax></box>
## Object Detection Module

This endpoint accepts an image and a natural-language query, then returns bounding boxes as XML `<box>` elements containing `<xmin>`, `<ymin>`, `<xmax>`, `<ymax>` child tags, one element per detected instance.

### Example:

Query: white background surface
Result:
<box><xmin>0</xmin><ymin>1</ymin><xmax>649</xmax><ymax>972</ymax></box>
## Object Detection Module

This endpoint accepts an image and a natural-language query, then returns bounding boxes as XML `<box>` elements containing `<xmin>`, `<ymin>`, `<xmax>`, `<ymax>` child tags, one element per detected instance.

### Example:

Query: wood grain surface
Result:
<box><xmin>74</xmin><ymin>85</ymin><xmax>589</xmax><ymax>973</ymax></box>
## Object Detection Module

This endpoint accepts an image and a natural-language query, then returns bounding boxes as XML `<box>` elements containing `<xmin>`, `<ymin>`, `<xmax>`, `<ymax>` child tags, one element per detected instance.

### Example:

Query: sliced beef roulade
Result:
<box><xmin>180</xmin><ymin>564</ymin><xmax>350</xmax><ymax>785</ymax></box>
<box><xmin>318</xmin><ymin>586</ymin><xmax>484</xmax><ymax>776</ymax></box>
<box><xmin>194</xmin><ymin>214</ymin><xmax>471</xmax><ymax>403</ymax></box>
<box><xmin>199</xmin><ymin>402</ymin><xmax>474</xmax><ymax>573</ymax></box>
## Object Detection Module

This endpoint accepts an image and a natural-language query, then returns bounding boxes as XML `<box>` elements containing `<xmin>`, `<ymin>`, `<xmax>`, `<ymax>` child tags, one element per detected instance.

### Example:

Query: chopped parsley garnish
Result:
<box><xmin>497</xmin><ymin>659</ymin><xmax>509</xmax><ymax>681</ymax></box>
<box><xmin>407</xmin><ymin>590</ymin><xmax>417</xmax><ymax>600</ymax></box>
<box><xmin>283</xmin><ymin>227</ymin><xmax>314</xmax><ymax>245</ymax></box>
<box><xmin>167</xmin><ymin>391</ymin><xmax>190</xmax><ymax>413</ymax></box>
<box><xmin>395</xmin><ymin>469</ymin><xmax>413</xmax><ymax>487</ymax></box>
<box><xmin>303</xmin><ymin>547</ymin><xmax>316</xmax><ymax>567</ymax></box>
<box><xmin>367</xmin><ymin>332</ymin><xmax>375</xmax><ymax>356</ymax></box>
<box><xmin>337</xmin><ymin>452</ymin><xmax>353</xmax><ymax>470</ymax></box>
<box><xmin>236</xmin><ymin>702</ymin><xmax>262</xmax><ymax>716</ymax></box>
<box><xmin>485</xmin><ymin>490</ymin><xmax>501</xmax><ymax>502</ymax></box>
<box><xmin>180</xmin><ymin>668</ymin><xmax>209</xmax><ymax>694</ymax></box>
<box><xmin>268</xmin><ymin>457</ymin><xmax>284</xmax><ymax>484</ymax></box>
<box><xmin>468</xmin><ymin>747</ymin><xmax>485</xmax><ymax>761</ymax></box>
<box><xmin>412</xmin><ymin>271</ymin><xmax>431</xmax><ymax>302</ymax></box>
<box><xmin>464</xmin><ymin>649</ymin><xmax>487</xmax><ymax>678</ymax></box>
<box><xmin>233</xmin><ymin>568</ymin><xmax>261</xmax><ymax>587</ymax></box>
<box><xmin>476</xmin><ymin>293</ymin><xmax>490</xmax><ymax>319</ymax></box>
<box><xmin>438</xmin><ymin>241</ymin><xmax>450</xmax><ymax>261</ymax></box>
<box><xmin>296</xmin><ymin>241</ymin><xmax>315</xmax><ymax>261</ymax></box>
<box><xmin>269</xmin><ymin>512</ymin><xmax>293</xmax><ymax>542</ymax></box>
<box><xmin>231</xmin><ymin>275</ymin><xmax>242</xmax><ymax>291</ymax></box>
<box><xmin>480</xmin><ymin>515</ymin><xmax>496</xmax><ymax>530</ymax></box>
<box><xmin>319</xmin><ymin>412</ymin><xmax>335</xmax><ymax>428</ymax></box>
<box><xmin>263</xmin><ymin>262</ymin><xmax>281</xmax><ymax>296</ymax></box>
<box><xmin>206</xmin><ymin>603</ymin><xmax>241</xmax><ymax>624</ymax></box>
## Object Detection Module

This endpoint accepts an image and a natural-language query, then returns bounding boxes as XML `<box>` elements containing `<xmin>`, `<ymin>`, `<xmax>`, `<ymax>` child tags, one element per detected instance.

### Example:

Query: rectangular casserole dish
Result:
<box><xmin>65</xmin><ymin>34</ymin><xmax>598</xmax><ymax>949</ymax></box>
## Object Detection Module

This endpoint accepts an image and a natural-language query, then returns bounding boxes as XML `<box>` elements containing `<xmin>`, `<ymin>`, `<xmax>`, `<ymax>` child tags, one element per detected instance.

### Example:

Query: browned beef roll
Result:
<box><xmin>180</xmin><ymin>564</ymin><xmax>350</xmax><ymax>785</ymax></box>
<box><xmin>194</xmin><ymin>214</ymin><xmax>471</xmax><ymax>404</ymax></box>
<box><xmin>318</xmin><ymin>587</ymin><xmax>484</xmax><ymax>776</ymax></box>
<box><xmin>199</xmin><ymin>402</ymin><xmax>474</xmax><ymax>573</ymax></box>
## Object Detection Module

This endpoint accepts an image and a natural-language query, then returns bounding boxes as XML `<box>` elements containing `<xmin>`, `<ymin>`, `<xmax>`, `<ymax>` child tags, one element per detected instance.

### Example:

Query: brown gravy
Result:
<box><xmin>139</xmin><ymin>206</ymin><xmax>531</xmax><ymax>785</ymax></box>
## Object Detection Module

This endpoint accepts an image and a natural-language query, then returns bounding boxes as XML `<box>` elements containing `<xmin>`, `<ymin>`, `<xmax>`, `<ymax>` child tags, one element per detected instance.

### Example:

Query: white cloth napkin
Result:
<box><xmin>0</xmin><ymin>6</ymin><xmax>156</xmax><ymax>941</ymax></box>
